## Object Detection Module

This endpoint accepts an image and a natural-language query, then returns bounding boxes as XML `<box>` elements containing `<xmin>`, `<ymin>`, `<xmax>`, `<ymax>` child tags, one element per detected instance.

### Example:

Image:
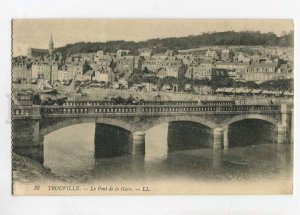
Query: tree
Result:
<box><xmin>142</xmin><ymin>67</ymin><xmax>150</xmax><ymax>74</ymax></box>
<box><xmin>244</xmin><ymin>81</ymin><xmax>258</xmax><ymax>89</ymax></box>
<box><xmin>127</xmin><ymin>73</ymin><xmax>143</xmax><ymax>87</ymax></box>
<box><xmin>211</xmin><ymin>76</ymin><xmax>234</xmax><ymax>90</ymax></box>
<box><xmin>54</xmin><ymin>31</ymin><xmax>293</xmax><ymax>56</ymax></box>
<box><xmin>177</xmin><ymin>64</ymin><xmax>188</xmax><ymax>91</ymax></box>
<box><xmin>83</xmin><ymin>61</ymin><xmax>92</xmax><ymax>73</ymax></box>
<box><xmin>259</xmin><ymin>79</ymin><xmax>293</xmax><ymax>92</ymax></box>
<box><xmin>137</xmin><ymin>57</ymin><xmax>145</xmax><ymax>70</ymax></box>
<box><xmin>233</xmin><ymin>81</ymin><xmax>246</xmax><ymax>88</ymax></box>
<box><xmin>194</xmin><ymin>78</ymin><xmax>211</xmax><ymax>87</ymax></box>
<box><xmin>109</xmin><ymin>59</ymin><xmax>117</xmax><ymax>72</ymax></box>
<box><xmin>75</xmin><ymin>80</ymin><xmax>81</xmax><ymax>87</ymax></box>
<box><xmin>159</xmin><ymin>76</ymin><xmax>177</xmax><ymax>88</ymax></box>
<box><xmin>142</xmin><ymin>76</ymin><xmax>159</xmax><ymax>85</ymax></box>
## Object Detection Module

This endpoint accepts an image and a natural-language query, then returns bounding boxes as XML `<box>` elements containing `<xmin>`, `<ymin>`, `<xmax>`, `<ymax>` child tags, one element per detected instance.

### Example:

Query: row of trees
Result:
<box><xmin>207</xmin><ymin>77</ymin><xmax>293</xmax><ymax>92</ymax></box>
<box><xmin>128</xmin><ymin>70</ymin><xmax>293</xmax><ymax>92</ymax></box>
<box><xmin>55</xmin><ymin>31</ymin><xmax>293</xmax><ymax>56</ymax></box>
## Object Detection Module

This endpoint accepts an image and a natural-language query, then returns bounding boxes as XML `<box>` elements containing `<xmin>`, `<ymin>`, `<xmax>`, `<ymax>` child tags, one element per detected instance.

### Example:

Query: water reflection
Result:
<box><xmin>145</xmin><ymin>123</ymin><xmax>168</xmax><ymax>161</ymax></box>
<box><xmin>43</xmin><ymin>123</ymin><xmax>293</xmax><ymax>183</ymax></box>
<box><xmin>44</xmin><ymin>123</ymin><xmax>95</xmax><ymax>180</ymax></box>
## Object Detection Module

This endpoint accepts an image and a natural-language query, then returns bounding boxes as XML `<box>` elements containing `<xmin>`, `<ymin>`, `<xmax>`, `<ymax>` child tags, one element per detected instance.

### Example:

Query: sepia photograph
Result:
<box><xmin>11</xmin><ymin>19</ymin><xmax>294</xmax><ymax>195</ymax></box>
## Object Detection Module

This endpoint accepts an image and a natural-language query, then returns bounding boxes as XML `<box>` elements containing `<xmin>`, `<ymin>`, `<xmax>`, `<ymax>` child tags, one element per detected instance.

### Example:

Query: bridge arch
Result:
<box><xmin>138</xmin><ymin>115</ymin><xmax>216</xmax><ymax>132</ymax></box>
<box><xmin>223</xmin><ymin>114</ymin><xmax>279</xmax><ymax>147</ymax></box>
<box><xmin>220</xmin><ymin>113</ymin><xmax>278</xmax><ymax>129</ymax></box>
<box><xmin>40</xmin><ymin>117</ymin><xmax>133</xmax><ymax>136</ymax></box>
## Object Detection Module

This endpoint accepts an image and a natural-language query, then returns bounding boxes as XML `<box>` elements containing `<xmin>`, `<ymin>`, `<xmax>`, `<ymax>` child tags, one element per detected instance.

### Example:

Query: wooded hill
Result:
<box><xmin>54</xmin><ymin>31</ymin><xmax>294</xmax><ymax>56</ymax></box>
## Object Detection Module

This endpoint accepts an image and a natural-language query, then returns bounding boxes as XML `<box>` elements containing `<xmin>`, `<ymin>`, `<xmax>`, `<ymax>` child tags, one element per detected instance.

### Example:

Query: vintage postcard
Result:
<box><xmin>11</xmin><ymin>19</ymin><xmax>294</xmax><ymax>195</ymax></box>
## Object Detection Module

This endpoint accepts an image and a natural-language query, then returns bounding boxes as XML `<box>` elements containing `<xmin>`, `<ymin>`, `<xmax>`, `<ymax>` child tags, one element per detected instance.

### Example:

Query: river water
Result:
<box><xmin>44</xmin><ymin>123</ymin><xmax>293</xmax><ymax>184</ymax></box>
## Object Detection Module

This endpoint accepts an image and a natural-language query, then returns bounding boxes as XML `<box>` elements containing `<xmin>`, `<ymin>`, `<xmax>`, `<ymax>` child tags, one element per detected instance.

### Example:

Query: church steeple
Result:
<box><xmin>49</xmin><ymin>34</ymin><xmax>54</xmax><ymax>55</ymax></box>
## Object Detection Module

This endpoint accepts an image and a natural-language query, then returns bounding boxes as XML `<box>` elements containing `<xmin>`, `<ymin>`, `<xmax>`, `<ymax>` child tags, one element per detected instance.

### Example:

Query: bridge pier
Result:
<box><xmin>132</xmin><ymin>131</ymin><xmax>145</xmax><ymax>155</ymax></box>
<box><xmin>223</xmin><ymin>127</ymin><xmax>229</xmax><ymax>149</ymax></box>
<box><xmin>32</xmin><ymin>136</ymin><xmax>44</xmax><ymax>164</ymax></box>
<box><xmin>32</xmin><ymin>120</ymin><xmax>40</xmax><ymax>143</ymax></box>
<box><xmin>278</xmin><ymin>104</ymin><xmax>291</xmax><ymax>144</ymax></box>
<box><xmin>213</xmin><ymin>128</ymin><xmax>224</xmax><ymax>149</ymax></box>
<box><xmin>291</xmin><ymin>108</ymin><xmax>294</xmax><ymax>145</ymax></box>
<box><xmin>12</xmin><ymin>119</ymin><xmax>44</xmax><ymax>164</ymax></box>
<box><xmin>277</xmin><ymin>124</ymin><xmax>287</xmax><ymax>144</ymax></box>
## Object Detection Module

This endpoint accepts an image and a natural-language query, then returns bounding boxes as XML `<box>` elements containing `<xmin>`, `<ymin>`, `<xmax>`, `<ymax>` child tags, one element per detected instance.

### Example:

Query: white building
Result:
<box><xmin>94</xmin><ymin>70</ymin><xmax>109</xmax><ymax>82</ymax></box>
<box><xmin>57</xmin><ymin>69</ymin><xmax>68</xmax><ymax>81</ymax></box>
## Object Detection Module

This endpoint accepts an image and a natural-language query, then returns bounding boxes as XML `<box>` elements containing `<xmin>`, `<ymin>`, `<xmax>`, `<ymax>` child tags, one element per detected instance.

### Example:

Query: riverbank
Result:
<box><xmin>13</xmin><ymin>83</ymin><xmax>293</xmax><ymax>105</ymax></box>
<box><xmin>12</xmin><ymin>153</ymin><xmax>56</xmax><ymax>183</ymax></box>
<box><xmin>80</xmin><ymin>88</ymin><xmax>293</xmax><ymax>105</ymax></box>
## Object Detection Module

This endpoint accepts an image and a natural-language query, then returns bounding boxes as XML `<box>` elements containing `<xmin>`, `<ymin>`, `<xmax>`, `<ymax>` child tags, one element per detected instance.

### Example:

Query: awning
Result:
<box><xmin>235</xmin><ymin>88</ymin><xmax>251</xmax><ymax>93</ymax></box>
<box><xmin>251</xmin><ymin>89</ymin><xmax>262</xmax><ymax>94</ymax></box>
<box><xmin>262</xmin><ymin>90</ymin><xmax>279</xmax><ymax>95</ymax></box>
<box><xmin>215</xmin><ymin>88</ymin><xmax>224</xmax><ymax>93</ymax></box>
<box><xmin>223</xmin><ymin>87</ymin><xmax>235</xmax><ymax>93</ymax></box>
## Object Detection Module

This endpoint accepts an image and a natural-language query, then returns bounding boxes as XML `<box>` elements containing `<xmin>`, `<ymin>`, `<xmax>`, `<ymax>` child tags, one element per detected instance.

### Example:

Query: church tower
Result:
<box><xmin>49</xmin><ymin>34</ymin><xmax>54</xmax><ymax>55</ymax></box>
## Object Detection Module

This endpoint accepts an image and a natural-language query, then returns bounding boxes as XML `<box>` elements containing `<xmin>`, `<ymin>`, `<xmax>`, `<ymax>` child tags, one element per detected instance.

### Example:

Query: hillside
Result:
<box><xmin>54</xmin><ymin>31</ymin><xmax>294</xmax><ymax>56</ymax></box>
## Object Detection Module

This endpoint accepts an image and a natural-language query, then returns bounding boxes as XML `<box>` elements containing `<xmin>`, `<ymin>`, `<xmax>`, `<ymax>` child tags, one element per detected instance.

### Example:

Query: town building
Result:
<box><xmin>66</xmin><ymin>62</ymin><xmax>84</xmax><ymax>80</ymax></box>
<box><xmin>57</xmin><ymin>65</ymin><xmax>68</xmax><ymax>81</ymax></box>
<box><xmin>235</xmin><ymin>60</ymin><xmax>293</xmax><ymax>83</ymax></box>
<box><xmin>27</xmin><ymin>48</ymin><xmax>50</xmax><ymax>58</ymax></box>
<box><xmin>66</xmin><ymin>54</ymin><xmax>84</xmax><ymax>64</ymax></box>
<box><xmin>246</xmin><ymin>61</ymin><xmax>278</xmax><ymax>73</ymax></box>
<box><xmin>93</xmin><ymin>67</ymin><xmax>114</xmax><ymax>83</ymax></box>
<box><xmin>12</xmin><ymin>62</ymin><xmax>32</xmax><ymax>82</ymax></box>
<box><xmin>116</xmin><ymin>50</ymin><xmax>130</xmax><ymax>57</ymax></box>
<box><xmin>185</xmin><ymin>67</ymin><xmax>229</xmax><ymax>80</ymax></box>
<box><xmin>142</xmin><ymin>57</ymin><xmax>182</xmax><ymax>74</ymax></box>
<box><xmin>235</xmin><ymin>71</ymin><xmax>293</xmax><ymax>83</ymax></box>
<box><xmin>220</xmin><ymin>48</ymin><xmax>233</xmax><ymax>61</ymax></box>
<box><xmin>31</xmin><ymin>61</ymin><xmax>58</xmax><ymax>84</ymax></box>
<box><xmin>158</xmin><ymin>65</ymin><xmax>181</xmax><ymax>78</ymax></box>
<box><xmin>165</xmin><ymin>49</ymin><xmax>178</xmax><ymax>56</ymax></box>
<box><xmin>82</xmin><ymin>70</ymin><xmax>94</xmax><ymax>81</ymax></box>
<box><xmin>27</xmin><ymin>35</ymin><xmax>54</xmax><ymax>57</ymax></box>
<box><xmin>237</xmin><ymin>53</ymin><xmax>251</xmax><ymax>63</ymax></box>
<box><xmin>204</xmin><ymin>48</ymin><xmax>220</xmax><ymax>60</ymax></box>
<box><xmin>115</xmin><ymin>56</ymin><xmax>135</xmax><ymax>74</ymax></box>
<box><xmin>138</xmin><ymin>48</ymin><xmax>152</xmax><ymax>60</ymax></box>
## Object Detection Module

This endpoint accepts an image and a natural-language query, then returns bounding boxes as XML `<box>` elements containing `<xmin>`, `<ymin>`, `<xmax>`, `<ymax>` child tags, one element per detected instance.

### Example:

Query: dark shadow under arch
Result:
<box><xmin>167</xmin><ymin>120</ymin><xmax>214</xmax><ymax>151</ymax></box>
<box><xmin>94</xmin><ymin>123</ymin><xmax>132</xmax><ymax>158</ymax></box>
<box><xmin>228</xmin><ymin>118</ymin><xmax>277</xmax><ymax>147</ymax></box>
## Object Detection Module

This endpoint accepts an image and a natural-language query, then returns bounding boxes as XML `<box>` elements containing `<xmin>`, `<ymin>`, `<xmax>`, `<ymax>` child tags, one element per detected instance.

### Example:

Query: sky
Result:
<box><xmin>12</xmin><ymin>19</ymin><xmax>294</xmax><ymax>56</ymax></box>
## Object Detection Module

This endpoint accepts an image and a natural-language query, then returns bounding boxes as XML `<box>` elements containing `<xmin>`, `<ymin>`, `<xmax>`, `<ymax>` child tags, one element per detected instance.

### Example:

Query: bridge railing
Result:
<box><xmin>218</xmin><ymin>105</ymin><xmax>281</xmax><ymax>112</ymax></box>
<box><xmin>41</xmin><ymin>105</ymin><xmax>138</xmax><ymax>115</ymax></box>
<box><xmin>12</xmin><ymin>104</ymin><xmax>281</xmax><ymax>117</ymax></box>
<box><xmin>39</xmin><ymin>104</ymin><xmax>280</xmax><ymax>115</ymax></box>
<box><xmin>142</xmin><ymin>106</ymin><xmax>217</xmax><ymax>113</ymax></box>
<box><xmin>63</xmin><ymin>101</ymin><xmax>115</xmax><ymax>106</ymax></box>
<box><xmin>62</xmin><ymin>100</ymin><xmax>199</xmax><ymax>106</ymax></box>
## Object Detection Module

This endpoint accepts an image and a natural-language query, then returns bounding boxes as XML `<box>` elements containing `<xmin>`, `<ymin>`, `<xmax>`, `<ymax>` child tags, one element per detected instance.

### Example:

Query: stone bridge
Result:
<box><xmin>12</xmin><ymin>103</ymin><xmax>293</xmax><ymax>163</ymax></box>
